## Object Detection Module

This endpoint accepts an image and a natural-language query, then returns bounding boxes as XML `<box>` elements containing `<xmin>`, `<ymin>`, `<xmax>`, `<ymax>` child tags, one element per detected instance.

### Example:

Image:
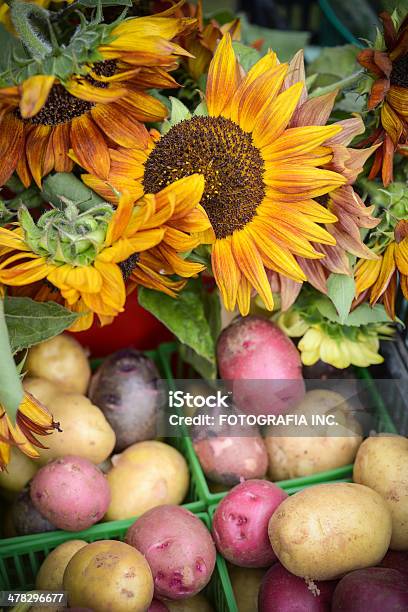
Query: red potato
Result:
<box><xmin>30</xmin><ymin>456</ymin><xmax>110</xmax><ymax>531</ymax></box>
<box><xmin>258</xmin><ymin>563</ymin><xmax>336</xmax><ymax>611</ymax></box>
<box><xmin>194</xmin><ymin>436</ymin><xmax>268</xmax><ymax>486</ymax></box>
<box><xmin>217</xmin><ymin>317</ymin><xmax>305</xmax><ymax>416</ymax></box>
<box><xmin>126</xmin><ymin>505</ymin><xmax>216</xmax><ymax>600</ymax></box>
<box><xmin>332</xmin><ymin>568</ymin><xmax>408</xmax><ymax>611</ymax></box>
<box><xmin>212</xmin><ymin>480</ymin><xmax>288</xmax><ymax>568</ymax></box>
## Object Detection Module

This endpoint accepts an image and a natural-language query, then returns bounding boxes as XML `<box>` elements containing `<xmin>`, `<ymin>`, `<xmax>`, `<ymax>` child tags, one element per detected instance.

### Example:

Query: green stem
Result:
<box><xmin>10</xmin><ymin>0</ymin><xmax>52</xmax><ymax>60</ymax></box>
<box><xmin>309</xmin><ymin>70</ymin><xmax>364</xmax><ymax>98</ymax></box>
<box><xmin>0</xmin><ymin>299</ymin><xmax>24</xmax><ymax>424</ymax></box>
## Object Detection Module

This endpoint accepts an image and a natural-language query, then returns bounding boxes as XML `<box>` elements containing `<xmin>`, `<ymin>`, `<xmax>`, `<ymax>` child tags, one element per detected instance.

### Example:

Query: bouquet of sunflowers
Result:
<box><xmin>0</xmin><ymin>0</ymin><xmax>407</xmax><ymax>468</ymax></box>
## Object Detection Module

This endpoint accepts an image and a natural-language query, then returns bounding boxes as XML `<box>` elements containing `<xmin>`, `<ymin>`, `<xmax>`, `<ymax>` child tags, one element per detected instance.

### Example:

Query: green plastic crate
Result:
<box><xmin>0</xmin><ymin>510</ymin><xmax>237</xmax><ymax>612</ymax></box>
<box><xmin>157</xmin><ymin>343</ymin><xmax>398</xmax><ymax>507</ymax></box>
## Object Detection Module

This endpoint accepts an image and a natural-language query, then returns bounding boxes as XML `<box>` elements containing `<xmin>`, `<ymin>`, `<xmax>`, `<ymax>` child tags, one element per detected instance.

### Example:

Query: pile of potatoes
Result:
<box><xmin>30</xmin><ymin>504</ymin><xmax>216</xmax><ymax>611</ymax></box>
<box><xmin>210</xmin><ymin>434</ymin><xmax>408</xmax><ymax>611</ymax></box>
<box><xmin>0</xmin><ymin>334</ymin><xmax>190</xmax><ymax>537</ymax></box>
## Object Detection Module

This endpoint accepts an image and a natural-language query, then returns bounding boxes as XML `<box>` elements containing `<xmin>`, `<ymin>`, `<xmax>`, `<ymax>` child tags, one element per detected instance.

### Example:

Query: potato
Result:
<box><xmin>25</xmin><ymin>388</ymin><xmax>116</xmax><ymax>466</ymax></box>
<box><xmin>31</xmin><ymin>456</ymin><xmax>110</xmax><ymax>531</ymax></box>
<box><xmin>26</xmin><ymin>334</ymin><xmax>91</xmax><ymax>394</ymax></box>
<box><xmin>332</xmin><ymin>567</ymin><xmax>408</xmax><ymax>611</ymax></box>
<box><xmin>88</xmin><ymin>348</ymin><xmax>164</xmax><ymax>451</ymax></box>
<box><xmin>353</xmin><ymin>434</ymin><xmax>408</xmax><ymax>551</ymax></box>
<box><xmin>23</xmin><ymin>377</ymin><xmax>60</xmax><ymax>405</ymax></box>
<box><xmin>126</xmin><ymin>505</ymin><xmax>216</xmax><ymax>600</ymax></box>
<box><xmin>212</xmin><ymin>480</ymin><xmax>288</xmax><ymax>567</ymax></box>
<box><xmin>64</xmin><ymin>540</ymin><xmax>153</xmax><ymax>611</ymax></box>
<box><xmin>229</xmin><ymin>565</ymin><xmax>265</xmax><ymax>612</ymax></box>
<box><xmin>36</xmin><ymin>540</ymin><xmax>87</xmax><ymax>590</ymax></box>
<box><xmin>12</xmin><ymin>487</ymin><xmax>57</xmax><ymax>536</ymax></box>
<box><xmin>166</xmin><ymin>594</ymin><xmax>214</xmax><ymax>611</ymax></box>
<box><xmin>217</xmin><ymin>316</ymin><xmax>305</xmax><ymax>416</ymax></box>
<box><xmin>0</xmin><ymin>447</ymin><xmax>38</xmax><ymax>492</ymax></box>
<box><xmin>265</xmin><ymin>390</ymin><xmax>362</xmax><ymax>480</ymax></box>
<box><xmin>258</xmin><ymin>562</ymin><xmax>336</xmax><ymax>612</ymax></box>
<box><xmin>269</xmin><ymin>483</ymin><xmax>392</xmax><ymax>580</ymax></box>
<box><xmin>106</xmin><ymin>441</ymin><xmax>189</xmax><ymax>521</ymax></box>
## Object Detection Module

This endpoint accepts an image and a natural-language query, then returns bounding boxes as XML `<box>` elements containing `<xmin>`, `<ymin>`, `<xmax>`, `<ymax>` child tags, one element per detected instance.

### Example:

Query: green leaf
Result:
<box><xmin>194</xmin><ymin>100</ymin><xmax>208</xmax><ymax>116</ymax></box>
<box><xmin>308</xmin><ymin>45</ymin><xmax>360</xmax><ymax>80</ymax></box>
<box><xmin>345</xmin><ymin>303</ymin><xmax>393</xmax><ymax>326</ymax></box>
<box><xmin>241</xmin><ymin>23</ymin><xmax>310</xmax><ymax>62</ymax></box>
<box><xmin>169</xmin><ymin>97</ymin><xmax>191</xmax><ymax>126</ymax></box>
<box><xmin>4</xmin><ymin>297</ymin><xmax>79</xmax><ymax>353</ymax></box>
<box><xmin>232</xmin><ymin>42</ymin><xmax>261</xmax><ymax>72</ymax></box>
<box><xmin>327</xmin><ymin>274</ymin><xmax>355</xmax><ymax>324</ymax></box>
<box><xmin>42</xmin><ymin>173</ymin><xmax>106</xmax><ymax>210</ymax></box>
<box><xmin>179</xmin><ymin>343</ymin><xmax>217</xmax><ymax>379</ymax></box>
<box><xmin>138</xmin><ymin>280</ymin><xmax>217</xmax><ymax>378</ymax></box>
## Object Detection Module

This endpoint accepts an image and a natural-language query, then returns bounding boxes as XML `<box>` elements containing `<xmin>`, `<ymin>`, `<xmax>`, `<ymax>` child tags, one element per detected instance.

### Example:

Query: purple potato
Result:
<box><xmin>332</xmin><ymin>568</ymin><xmax>408</xmax><ymax>611</ymax></box>
<box><xmin>12</xmin><ymin>486</ymin><xmax>57</xmax><ymax>535</ymax></box>
<box><xmin>88</xmin><ymin>348</ymin><xmax>165</xmax><ymax>451</ymax></box>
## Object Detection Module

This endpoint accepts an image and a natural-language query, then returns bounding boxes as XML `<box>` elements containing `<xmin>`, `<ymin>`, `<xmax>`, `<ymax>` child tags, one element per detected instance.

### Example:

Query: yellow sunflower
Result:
<box><xmin>0</xmin><ymin>174</ymin><xmax>208</xmax><ymax>330</ymax></box>
<box><xmin>0</xmin><ymin>391</ymin><xmax>59</xmax><ymax>470</ymax></box>
<box><xmin>0</xmin><ymin>13</ymin><xmax>196</xmax><ymax>188</ymax></box>
<box><xmin>355</xmin><ymin>219</ymin><xmax>408</xmax><ymax>319</ymax></box>
<box><xmin>83</xmin><ymin>34</ymin><xmax>347</xmax><ymax>315</ymax></box>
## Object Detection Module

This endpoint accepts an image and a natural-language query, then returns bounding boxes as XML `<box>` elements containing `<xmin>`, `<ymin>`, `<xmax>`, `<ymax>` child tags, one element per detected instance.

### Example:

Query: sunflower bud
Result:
<box><xmin>19</xmin><ymin>202</ymin><xmax>114</xmax><ymax>266</ymax></box>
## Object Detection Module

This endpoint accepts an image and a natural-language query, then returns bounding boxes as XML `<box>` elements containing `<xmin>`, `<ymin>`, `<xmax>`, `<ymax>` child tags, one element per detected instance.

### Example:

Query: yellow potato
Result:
<box><xmin>25</xmin><ymin>334</ymin><xmax>91</xmax><ymax>394</ymax></box>
<box><xmin>229</xmin><ymin>565</ymin><xmax>265</xmax><ymax>612</ymax></box>
<box><xmin>63</xmin><ymin>540</ymin><xmax>153</xmax><ymax>612</ymax></box>
<box><xmin>269</xmin><ymin>482</ymin><xmax>392</xmax><ymax>580</ymax></box>
<box><xmin>353</xmin><ymin>434</ymin><xmax>408</xmax><ymax>551</ymax></box>
<box><xmin>36</xmin><ymin>540</ymin><xmax>87</xmax><ymax>590</ymax></box>
<box><xmin>265</xmin><ymin>390</ymin><xmax>362</xmax><ymax>480</ymax></box>
<box><xmin>23</xmin><ymin>377</ymin><xmax>61</xmax><ymax>406</ymax></box>
<box><xmin>167</xmin><ymin>594</ymin><xmax>214</xmax><ymax>611</ymax></box>
<box><xmin>0</xmin><ymin>447</ymin><xmax>38</xmax><ymax>492</ymax></box>
<box><xmin>106</xmin><ymin>441</ymin><xmax>189</xmax><ymax>521</ymax></box>
<box><xmin>23</xmin><ymin>386</ymin><xmax>116</xmax><ymax>466</ymax></box>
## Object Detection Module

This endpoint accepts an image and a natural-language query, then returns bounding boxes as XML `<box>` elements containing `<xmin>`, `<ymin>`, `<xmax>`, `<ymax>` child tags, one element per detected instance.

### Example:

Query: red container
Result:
<box><xmin>71</xmin><ymin>290</ymin><xmax>173</xmax><ymax>357</ymax></box>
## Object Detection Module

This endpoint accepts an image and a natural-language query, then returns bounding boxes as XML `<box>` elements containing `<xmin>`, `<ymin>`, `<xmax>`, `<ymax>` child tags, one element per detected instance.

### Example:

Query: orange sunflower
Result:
<box><xmin>267</xmin><ymin>57</ymin><xmax>380</xmax><ymax>310</ymax></box>
<box><xmin>358</xmin><ymin>11</ymin><xmax>408</xmax><ymax>186</ymax></box>
<box><xmin>82</xmin><ymin>34</ymin><xmax>349</xmax><ymax>315</ymax></box>
<box><xmin>0</xmin><ymin>13</ymin><xmax>196</xmax><ymax>188</ymax></box>
<box><xmin>355</xmin><ymin>219</ymin><xmax>408</xmax><ymax>319</ymax></box>
<box><xmin>0</xmin><ymin>174</ymin><xmax>209</xmax><ymax>331</ymax></box>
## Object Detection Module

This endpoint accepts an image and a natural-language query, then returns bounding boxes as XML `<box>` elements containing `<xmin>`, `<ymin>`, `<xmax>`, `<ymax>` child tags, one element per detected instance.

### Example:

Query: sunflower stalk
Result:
<box><xmin>10</xmin><ymin>1</ymin><xmax>54</xmax><ymax>60</ymax></box>
<box><xmin>0</xmin><ymin>298</ymin><xmax>24</xmax><ymax>424</ymax></box>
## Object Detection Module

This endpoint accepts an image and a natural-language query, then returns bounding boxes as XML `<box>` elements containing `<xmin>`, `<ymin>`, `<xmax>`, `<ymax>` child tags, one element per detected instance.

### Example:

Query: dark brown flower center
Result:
<box><xmin>390</xmin><ymin>53</ymin><xmax>408</xmax><ymax>87</ymax></box>
<box><xmin>143</xmin><ymin>116</ymin><xmax>265</xmax><ymax>239</ymax></box>
<box><xmin>119</xmin><ymin>252</ymin><xmax>140</xmax><ymax>281</ymax></box>
<box><xmin>17</xmin><ymin>60</ymin><xmax>117</xmax><ymax>126</ymax></box>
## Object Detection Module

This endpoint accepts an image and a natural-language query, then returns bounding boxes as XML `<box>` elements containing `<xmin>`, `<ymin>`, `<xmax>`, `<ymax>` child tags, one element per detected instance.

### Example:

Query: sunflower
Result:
<box><xmin>82</xmin><ymin>34</ymin><xmax>349</xmax><ymax>315</ymax></box>
<box><xmin>267</xmin><ymin>70</ymin><xmax>380</xmax><ymax>310</ymax></box>
<box><xmin>0</xmin><ymin>12</ymin><xmax>196</xmax><ymax>188</ymax></box>
<box><xmin>355</xmin><ymin>219</ymin><xmax>408</xmax><ymax>319</ymax></box>
<box><xmin>0</xmin><ymin>391</ymin><xmax>59</xmax><ymax>471</ymax></box>
<box><xmin>0</xmin><ymin>174</ymin><xmax>208</xmax><ymax>330</ymax></box>
<box><xmin>357</xmin><ymin>10</ymin><xmax>408</xmax><ymax>186</ymax></box>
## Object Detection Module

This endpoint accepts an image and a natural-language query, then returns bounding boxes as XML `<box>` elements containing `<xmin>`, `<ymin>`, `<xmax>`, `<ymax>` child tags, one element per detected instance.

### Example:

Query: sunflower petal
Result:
<box><xmin>20</xmin><ymin>75</ymin><xmax>55</xmax><ymax>119</ymax></box>
<box><xmin>206</xmin><ymin>33</ymin><xmax>240</xmax><ymax>117</ymax></box>
<box><xmin>370</xmin><ymin>243</ymin><xmax>396</xmax><ymax>304</ymax></box>
<box><xmin>71</xmin><ymin>115</ymin><xmax>110</xmax><ymax>179</ymax></box>
<box><xmin>0</xmin><ymin>114</ymin><xmax>25</xmax><ymax>186</ymax></box>
<box><xmin>252</xmin><ymin>82</ymin><xmax>304</xmax><ymax>148</ymax></box>
<box><xmin>231</xmin><ymin>230</ymin><xmax>274</xmax><ymax>310</ymax></box>
<box><xmin>211</xmin><ymin>237</ymin><xmax>240</xmax><ymax>311</ymax></box>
